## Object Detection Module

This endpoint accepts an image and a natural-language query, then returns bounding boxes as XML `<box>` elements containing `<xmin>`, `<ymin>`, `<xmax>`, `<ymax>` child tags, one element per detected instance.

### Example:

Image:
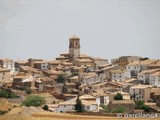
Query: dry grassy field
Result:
<box><xmin>1</xmin><ymin>111</ymin><xmax>160</xmax><ymax>120</ymax></box>
<box><xmin>0</xmin><ymin>102</ymin><xmax>160</xmax><ymax>120</ymax></box>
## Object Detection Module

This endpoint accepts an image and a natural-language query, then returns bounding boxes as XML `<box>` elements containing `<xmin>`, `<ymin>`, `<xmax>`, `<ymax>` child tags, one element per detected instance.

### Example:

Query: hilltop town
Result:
<box><xmin>0</xmin><ymin>35</ymin><xmax>160</xmax><ymax>116</ymax></box>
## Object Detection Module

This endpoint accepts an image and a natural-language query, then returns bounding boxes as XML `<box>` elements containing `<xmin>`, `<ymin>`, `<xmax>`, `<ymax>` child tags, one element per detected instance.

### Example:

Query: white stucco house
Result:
<box><xmin>110</xmin><ymin>69</ymin><xmax>128</xmax><ymax>82</ymax></box>
<box><xmin>138</xmin><ymin>69</ymin><xmax>160</xmax><ymax>84</ymax></box>
<box><xmin>126</xmin><ymin>60</ymin><xmax>159</xmax><ymax>78</ymax></box>
<box><xmin>0</xmin><ymin>58</ymin><xmax>15</xmax><ymax>74</ymax></box>
<box><xmin>57</xmin><ymin>95</ymin><xmax>99</xmax><ymax>113</ymax></box>
<box><xmin>82</xmin><ymin>72</ymin><xmax>102</xmax><ymax>85</ymax></box>
<box><xmin>129</xmin><ymin>84</ymin><xmax>153</xmax><ymax>101</ymax></box>
<box><xmin>0</xmin><ymin>67</ymin><xmax>10</xmax><ymax>83</ymax></box>
<box><xmin>57</xmin><ymin>97</ymin><xmax>76</xmax><ymax>112</ymax></box>
<box><xmin>149</xmin><ymin>71</ymin><xmax>160</xmax><ymax>87</ymax></box>
<box><xmin>34</xmin><ymin>61</ymin><xmax>49</xmax><ymax>70</ymax></box>
<box><xmin>98</xmin><ymin>95</ymin><xmax>110</xmax><ymax>105</ymax></box>
<box><xmin>100</xmin><ymin>65</ymin><xmax>119</xmax><ymax>81</ymax></box>
<box><xmin>126</xmin><ymin>62</ymin><xmax>141</xmax><ymax>77</ymax></box>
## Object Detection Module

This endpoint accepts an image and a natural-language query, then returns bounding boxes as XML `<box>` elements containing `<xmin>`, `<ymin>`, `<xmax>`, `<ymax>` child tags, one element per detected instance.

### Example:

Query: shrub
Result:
<box><xmin>20</xmin><ymin>86</ymin><xmax>32</xmax><ymax>94</ymax></box>
<box><xmin>0</xmin><ymin>90</ymin><xmax>9</xmax><ymax>98</ymax></box>
<box><xmin>142</xmin><ymin>105</ymin><xmax>150</xmax><ymax>112</ymax></box>
<box><xmin>0</xmin><ymin>89</ymin><xmax>18</xmax><ymax>98</ymax></box>
<box><xmin>135</xmin><ymin>100</ymin><xmax>145</xmax><ymax>109</ymax></box>
<box><xmin>0</xmin><ymin>111</ymin><xmax>7</xmax><ymax>115</ymax></box>
<box><xmin>43</xmin><ymin>105</ymin><xmax>49</xmax><ymax>111</ymax></box>
<box><xmin>13</xmin><ymin>105</ymin><xmax>17</xmax><ymax>108</ymax></box>
<box><xmin>20</xmin><ymin>86</ymin><xmax>28</xmax><ymax>91</ymax></box>
<box><xmin>114</xmin><ymin>93</ymin><xmax>123</xmax><ymax>100</ymax></box>
<box><xmin>9</xmin><ymin>93</ymin><xmax>18</xmax><ymax>98</ymax></box>
<box><xmin>22</xmin><ymin>95</ymin><xmax>46</xmax><ymax>107</ymax></box>
<box><xmin>56</xmin><ymin>75</ymin><xmax>66</xmax><ymax>83</ymax></box>
<box><xmin>100</xmin><ymin>104</ymin><xmax>109</xmax><ymax>112</ymax></box>
<box><xmin>113</xmin><ymin>106</ymin><xmax>125</xmax><ymax>113</ymax></box>
<box><xmin>25</xmin><ymin>88</ymin><xmax>32</xmax><ymax>94</ymax></box>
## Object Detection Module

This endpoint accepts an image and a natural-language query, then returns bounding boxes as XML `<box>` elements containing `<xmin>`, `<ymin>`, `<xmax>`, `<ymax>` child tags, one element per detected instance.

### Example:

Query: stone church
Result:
<box><xmin>55</xmin><ymin>35</ymin><xmax>108</xmax><ymax>68</ymax></box>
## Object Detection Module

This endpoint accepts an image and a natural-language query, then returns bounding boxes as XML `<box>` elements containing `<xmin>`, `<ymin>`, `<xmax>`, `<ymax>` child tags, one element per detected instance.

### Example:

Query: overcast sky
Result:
<box><xmin>0</xmin><ymin>0</ymin><xmax>160</xmax><ymax>61</ymax></box>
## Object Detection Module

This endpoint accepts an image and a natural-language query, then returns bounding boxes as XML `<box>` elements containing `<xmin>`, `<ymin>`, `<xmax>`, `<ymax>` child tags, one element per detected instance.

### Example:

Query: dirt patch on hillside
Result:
<box><xmin>0</xmin><ymin>99</ymin><xmax>12</xmax><ymax>112</ymax></box>
<box><xmin>8</xmin><ymin>106</ymin><xmax>45</xmax><ymax>116</ymax></box>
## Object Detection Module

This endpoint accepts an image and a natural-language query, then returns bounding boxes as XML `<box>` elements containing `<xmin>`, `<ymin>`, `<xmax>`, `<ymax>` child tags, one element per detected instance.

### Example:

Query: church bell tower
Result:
<box><xmin>69</xmin><ymin>35</ymin><xmax>80</xmax><ymax>61</ymax></box>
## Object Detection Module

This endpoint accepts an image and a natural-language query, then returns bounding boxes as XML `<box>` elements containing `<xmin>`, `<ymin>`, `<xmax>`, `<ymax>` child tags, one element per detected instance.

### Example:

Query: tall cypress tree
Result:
<box><xmin>75</xmin><ymin>95</ymin><xmax>84</xmax><ymax>113</ymax></box>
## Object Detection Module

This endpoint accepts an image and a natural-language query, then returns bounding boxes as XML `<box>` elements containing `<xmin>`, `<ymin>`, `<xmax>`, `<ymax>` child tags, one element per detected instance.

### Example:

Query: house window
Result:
<box><xmin>134</xmin><ymin>92</ymin><xmax>135</xmax><ymax>95</ymax></box>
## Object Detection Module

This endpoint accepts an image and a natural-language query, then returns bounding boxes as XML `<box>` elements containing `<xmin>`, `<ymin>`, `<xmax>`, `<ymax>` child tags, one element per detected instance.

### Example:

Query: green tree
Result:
<box><xmin>75</xmin><ymin>95</ymin><xmax>85</xmax><ymax>113</ymax></box>
<box><xmin>114</xmin><ymin>93</ymin><xmax>123</xmax><ymax>100</ymax></box>
<box><xmin>22</xmin><ymin>95</ymin><xmax>46</xmax><ymax>107</ymax></box>
<box><xmin>56</xmin><ymin>75</ymin><xmax>66</xmax><ymax>83</ymax></box>
<box><xmin>135</xmin><ymin>100</ymin><xmax>145</xmax><ymax>109</ymax></box>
